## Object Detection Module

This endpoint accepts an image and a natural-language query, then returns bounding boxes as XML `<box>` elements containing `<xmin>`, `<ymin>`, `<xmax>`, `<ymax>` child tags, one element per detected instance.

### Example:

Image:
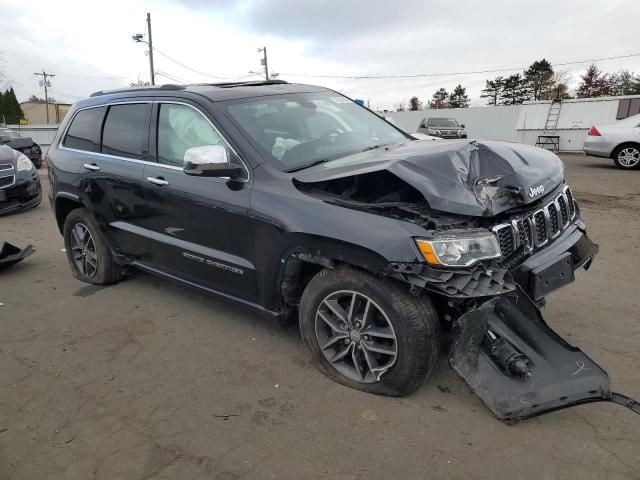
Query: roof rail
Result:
<box><xmin>90</xmin><ymin>84</ymin><xmax>185</xmax><ymax>97</ymax></box>
<box><xmin>196</xmin><ymin>80</ymin><xmax>289</xmax><ymax>89</ymax></box>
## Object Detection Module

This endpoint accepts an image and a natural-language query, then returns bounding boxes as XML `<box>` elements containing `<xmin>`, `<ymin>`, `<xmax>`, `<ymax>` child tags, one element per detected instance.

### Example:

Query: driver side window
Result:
<box><xmin>157</xmin><ymin>103</ymin><xmax>238</xmax><ymax>167</ymax></box>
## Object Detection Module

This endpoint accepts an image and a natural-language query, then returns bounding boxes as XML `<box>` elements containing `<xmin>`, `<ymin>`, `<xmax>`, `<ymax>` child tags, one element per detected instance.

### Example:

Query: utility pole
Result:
<box><xmin>147</xmin><ymin>13</ymin><xmax>155</xmax><ymax>85</ymax></box>
<box><xmin>258</xmin><ymin>47</ymin><xmax>269</xmax><ymax>80</ymax></box>
<box><xmin>34</xmin><ymin>70</ymin><xmax>55</xmax><ymax>124</ymax></box>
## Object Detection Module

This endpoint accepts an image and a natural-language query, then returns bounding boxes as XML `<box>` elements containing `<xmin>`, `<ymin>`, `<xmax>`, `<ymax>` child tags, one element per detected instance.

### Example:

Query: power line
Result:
<box><xmin>280</xmin><ymin>52</ymin><xmax>640</xmax><ymax>80</ymax></box>
<box><xmin>54</xmin><ymin>72</ymin><xmax>129</xmax><ymax>79</ymax></box>
<box><xmin>151</xmin><ymin>46</ymin><xmax>255</xmax><ymax>80</ymax></box>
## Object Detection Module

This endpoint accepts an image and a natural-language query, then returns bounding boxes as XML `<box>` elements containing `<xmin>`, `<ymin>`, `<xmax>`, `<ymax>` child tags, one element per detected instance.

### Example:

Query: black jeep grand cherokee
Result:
<box><xmin>47</xmin><ymin>81</ymin><xmax>639</xmax><ymax>422</ymax></box>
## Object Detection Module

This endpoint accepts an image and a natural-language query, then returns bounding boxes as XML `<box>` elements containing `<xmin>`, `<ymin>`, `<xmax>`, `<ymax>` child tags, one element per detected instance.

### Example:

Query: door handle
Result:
<box><xmin>146</xmin><ymin>176</ymin><xmax>169</xmax><ymax>186</ymax></box>
<box><xmin>83</xmin><ymin>163</ymin><xmax>100</xmax><ymax>171</ymax></box>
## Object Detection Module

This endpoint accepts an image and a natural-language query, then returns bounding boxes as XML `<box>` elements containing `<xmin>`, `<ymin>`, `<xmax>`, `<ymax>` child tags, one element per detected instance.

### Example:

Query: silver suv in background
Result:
<box><xmin>583</xmin><ymin>113</ymin><xmax>640</xmax><ymax>170</ymax></box>
<box><xmin>417</xmin><ymin>117</ymin><xmax>467</xmax><ymax>139</ymax></box>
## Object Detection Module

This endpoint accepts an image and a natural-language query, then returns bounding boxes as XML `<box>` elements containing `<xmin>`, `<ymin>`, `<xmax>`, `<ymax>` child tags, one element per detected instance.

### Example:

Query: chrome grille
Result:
<box><xmin>492</xmin><ymin>185</ymin><xmax>576</xmax><ymax>258</ymax></box>
<box><xmin>0</xmin><ymin>163</ymin><xmax>14</xmax><ymax>172</ymax></box>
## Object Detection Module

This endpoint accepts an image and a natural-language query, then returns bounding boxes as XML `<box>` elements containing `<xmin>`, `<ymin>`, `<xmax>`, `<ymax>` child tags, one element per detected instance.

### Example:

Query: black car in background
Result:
<box><xmin>0</xmin><ymin>145</ymin><xmax>42</xmax><ymax>215</ymax></box>
<box><xmin>0</xmin><ymin>127</ymin><xmax>43</xmax><ymax>168</ymax></box>
<box><xmin>45</xmin><ymin>81</ymin><xmax>640</xmax><ymax>423</ymax></box>
<box><xmin>417</xmin><ymin>117</ymin><xmax>467</xmax><ymax>139</ymax></box>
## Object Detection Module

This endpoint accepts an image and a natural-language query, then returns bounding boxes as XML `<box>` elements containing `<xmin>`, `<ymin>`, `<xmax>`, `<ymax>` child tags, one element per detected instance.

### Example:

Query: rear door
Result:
<box><xmin>138</xmin><ymin>100</ymin><xmax>258</xmax><ymax>302</ymax></box>
<box><xmin>65</xmin><ymin>101</ymin><xmax>152</xmax><ymax>260</ymax></box>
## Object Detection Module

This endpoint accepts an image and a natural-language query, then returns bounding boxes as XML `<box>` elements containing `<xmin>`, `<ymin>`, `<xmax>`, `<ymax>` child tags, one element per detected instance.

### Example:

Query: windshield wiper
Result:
<box><xmin>285</xmin><ymin>159</ymin><xmax>331</xmax><ymax>173</ymax></box>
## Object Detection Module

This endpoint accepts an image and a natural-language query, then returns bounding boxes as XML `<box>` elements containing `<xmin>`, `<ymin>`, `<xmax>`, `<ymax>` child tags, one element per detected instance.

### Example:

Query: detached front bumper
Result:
<box><xmin>0</xmin><ymin>174</ymin><xmax>42</xmax><ymax>216</ymax></box>
<box><xmin>450</xmin><ymin>289</ymin><xmax>640</xmax><ymax>422</ymax></box>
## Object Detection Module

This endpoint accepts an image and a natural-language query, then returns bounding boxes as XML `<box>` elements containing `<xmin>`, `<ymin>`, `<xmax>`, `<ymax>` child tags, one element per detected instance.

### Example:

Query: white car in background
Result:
<box><xmin>583</xmin><ymin>113</ymin><xmax>640</xmax><ymax>170</ymax></box>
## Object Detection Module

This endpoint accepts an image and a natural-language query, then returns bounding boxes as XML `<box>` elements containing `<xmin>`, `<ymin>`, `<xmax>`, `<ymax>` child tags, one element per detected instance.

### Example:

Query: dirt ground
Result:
<box><xmin>1</xmin><ymin>154</ymin><xmax>639</xmax><ymax>480</ymax></box>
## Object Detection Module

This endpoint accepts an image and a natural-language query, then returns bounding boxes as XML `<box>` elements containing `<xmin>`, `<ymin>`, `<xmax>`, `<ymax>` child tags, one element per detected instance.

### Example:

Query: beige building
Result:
<box><xmin>19</xmin><ymin>102</ymin><xmax>71</xmax><ymax>125</ymax></box>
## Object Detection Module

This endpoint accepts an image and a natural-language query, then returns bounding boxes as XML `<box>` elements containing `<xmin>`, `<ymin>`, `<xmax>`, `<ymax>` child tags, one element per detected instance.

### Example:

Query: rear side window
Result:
<box><xmin>63</xmin><ymin>107</ymin><xmax>106</xmax><ymax>152</ymax></box>
<box><xmin>102</xmin><ymin>104</ymin><xmax>148</xmax><ymax>159</ymax></box>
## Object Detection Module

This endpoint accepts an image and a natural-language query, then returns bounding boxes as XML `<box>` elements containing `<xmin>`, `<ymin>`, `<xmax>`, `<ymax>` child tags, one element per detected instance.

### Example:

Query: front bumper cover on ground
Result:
<box><xmin>450</xmin><ymin>290</ymin><xmax>640</xmax><ymax>422</ymax></box>
<box><xmin>0</xmin><ymin>242</ymin><xmax>35</xmax><ymax>271</ymax></box>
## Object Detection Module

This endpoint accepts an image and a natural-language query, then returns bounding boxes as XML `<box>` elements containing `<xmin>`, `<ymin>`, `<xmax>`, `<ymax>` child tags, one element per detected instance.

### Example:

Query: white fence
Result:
<box><xmin>386</xmin><ymin>95</ymin><xmax>640</xmax><ymax>152</ymax></box>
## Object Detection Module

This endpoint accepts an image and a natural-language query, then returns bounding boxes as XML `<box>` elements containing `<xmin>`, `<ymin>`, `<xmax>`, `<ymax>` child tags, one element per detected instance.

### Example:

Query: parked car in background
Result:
<box><xmin>417</xmin><ymin>117</ymin><xmax>467</xmax><ymax>139</ymax></box>
<box><xmin>0</xmin><ymin>127</ymin><xmax>43</xmax><ymax>169</ymax></box>
<box><xmin>0</xmin><ymin>145</ymin><xmax>42</xmax><ymax>215</ymax></box>
<box><xmin>583</xmin><ymin>113</ymin><xmax>640</xmax><ymax>170</ymax></box>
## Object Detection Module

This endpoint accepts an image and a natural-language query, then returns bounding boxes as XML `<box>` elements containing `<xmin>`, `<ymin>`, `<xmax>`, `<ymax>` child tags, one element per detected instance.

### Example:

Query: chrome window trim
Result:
<box><xmin>58</xmin><ymin>100</ymin><xmax>250</xmax><ymax>182</ymax></box>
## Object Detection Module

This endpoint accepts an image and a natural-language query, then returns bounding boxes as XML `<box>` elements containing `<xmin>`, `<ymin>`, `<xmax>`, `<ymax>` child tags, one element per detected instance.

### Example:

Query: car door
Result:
<box><xmin>61</xmin><ymin>102</ymin><xmax>151</xmax><ymax>260</ymax></box>
<box><xmin>138</xmin><ymin>100</ymin><xmax>258</xmax><ymax>302</ymax></box>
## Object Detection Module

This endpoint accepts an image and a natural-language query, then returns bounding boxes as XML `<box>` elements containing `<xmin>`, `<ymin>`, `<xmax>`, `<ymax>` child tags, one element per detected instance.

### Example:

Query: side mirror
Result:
<box><xmin>183</xmin><ymin>145</ymin><xmax>243</xmax><ymax>179</ymax></box>
<box><xmin>419</xmin><ymin>121</ymin><xmax>426</xmax><ymax>128</ymax></box>
<box><xmin>461</xmin><ymin>124</ymin><xmax>466</xmax><ymax>129</ymax></box>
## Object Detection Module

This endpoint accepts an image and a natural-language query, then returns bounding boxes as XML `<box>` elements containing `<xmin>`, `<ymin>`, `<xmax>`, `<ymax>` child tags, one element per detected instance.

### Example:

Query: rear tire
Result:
<box><xmin>612</xmin><ymin>143</ymin><xmax>640</xmax><ymax>170</ymax></box>
<box><xmin>63</xmin><ymin>208</ymin><xmax>122</xmax><ymax>285</ymax></box>
<box><xmin>299</xmin><ymin>267</ymin><xmax>440</xmax><ymax>397</ymax></box>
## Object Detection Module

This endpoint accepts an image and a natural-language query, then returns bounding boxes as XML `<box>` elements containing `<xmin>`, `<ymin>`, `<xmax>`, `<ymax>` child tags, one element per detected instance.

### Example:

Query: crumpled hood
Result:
<box><xmin>294</xmin><ymin>140</ymin><xmax>565</xmax><ymax>217</ymax></box>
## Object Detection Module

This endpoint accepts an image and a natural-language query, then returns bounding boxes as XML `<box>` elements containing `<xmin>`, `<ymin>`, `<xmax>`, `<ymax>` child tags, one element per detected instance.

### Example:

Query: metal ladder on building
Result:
<box><xmin>535</xmin><ymin>99</ymin><xmax>562</xmax><ymax>150</ymax></box>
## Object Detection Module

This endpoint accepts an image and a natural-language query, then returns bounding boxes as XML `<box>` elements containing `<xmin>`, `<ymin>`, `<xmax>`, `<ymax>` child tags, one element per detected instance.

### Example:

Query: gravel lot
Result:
<box><xmin>1</xmin><ymin>154</ymin><xmax>639</xmax><ymax>480</ymax></box>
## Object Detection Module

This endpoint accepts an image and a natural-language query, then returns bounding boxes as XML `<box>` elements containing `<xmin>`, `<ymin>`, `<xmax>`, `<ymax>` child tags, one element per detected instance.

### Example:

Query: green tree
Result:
<box><xmin>428</xmin><ymin>88</ymin><xmax>449</xmax><ymax>109</ymax></box>
<box><xmin>500</xmin><ymin>74</ymin><xmax>529</xmax><ymax>105</ymax></box>
<box><xmin>577</xmin><ymin>64</ymin><xmax>614</xmax><ymax>98</ymax></box>
<box><xmin>480</xmin><ymin>77</ymin><xmax>505</xmax><ymax>105</ymax></box>
<box><xmin>5</xmin><ymin>88</ymin><xmax>23</xmax><ymax>123</ymax></box>
<box><xmin>448</xmin><ymin>84</ymin><xmax>470</xmax><ymax>108</ymax></box>
<box><xmin>611</xmin><ymin>70</ymin><xmax>640</xmax><ymax>96</ymax></box>
<box><xmin>408</xmin><ymin>96</ymin><xmax>423</xmax><ymax>111</ymax></box>
<box><xmin>524</xmin><ymin>59</ymin><xmax>555</xmax><ymax>101</ymax></box>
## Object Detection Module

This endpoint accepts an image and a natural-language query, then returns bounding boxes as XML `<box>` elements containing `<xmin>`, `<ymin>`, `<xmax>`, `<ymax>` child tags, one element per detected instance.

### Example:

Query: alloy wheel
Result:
<box><xmin>618</xmin><ymin>147</ymin><xmax>640</xmax><ymax>168</ymax></box>
<box><xmin>70</xmin><ymin>223</ymin><xmax>97</xmax><ymax>277</ymax></box>
<box><xmin>315</xmin><ymin>290</ymin><xmax>398</xmax><ymax>383</ymax></box>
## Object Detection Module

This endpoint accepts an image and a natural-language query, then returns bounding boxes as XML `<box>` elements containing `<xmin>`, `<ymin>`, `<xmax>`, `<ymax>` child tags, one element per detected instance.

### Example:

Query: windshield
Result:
<box><xmin>0</xmin><ymin>129</ymin><xmax>21</xmax><ymax>142</ymax></box>
<box><xmin>427</xmin><ymin>118</ymin><xmax>460</xmax><ymax>128</ymax></box>
<box><xmin>222</xmin><ymin>91</ymin><xmax>408</xmax><ymax>171</ymax></box>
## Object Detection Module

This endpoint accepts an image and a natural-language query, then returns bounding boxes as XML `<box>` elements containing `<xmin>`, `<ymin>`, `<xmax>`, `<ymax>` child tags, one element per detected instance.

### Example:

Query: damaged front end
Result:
<box><xmin>450</xmin><ymin>290</ymin><xmax>640</xmax><ymax>422</ymax></box>
<box><xmin>293</xmin><ymin>139</ymin><xmax>638</xmax><ymax>421</ymax></box>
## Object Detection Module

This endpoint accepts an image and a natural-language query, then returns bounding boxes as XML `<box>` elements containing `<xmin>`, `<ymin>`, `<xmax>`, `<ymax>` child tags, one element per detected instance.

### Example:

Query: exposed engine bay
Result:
<box><xmin>294</xmin><ymin>170</ymin><xmax>479</xmax><ymax>230</ymax></box>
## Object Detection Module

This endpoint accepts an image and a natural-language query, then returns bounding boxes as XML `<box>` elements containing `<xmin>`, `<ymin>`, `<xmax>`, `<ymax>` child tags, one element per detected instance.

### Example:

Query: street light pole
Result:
<box><xmin>146</xmin><ymin>13</ymin><xmax>155</xmax><ymax>85</ymax></box>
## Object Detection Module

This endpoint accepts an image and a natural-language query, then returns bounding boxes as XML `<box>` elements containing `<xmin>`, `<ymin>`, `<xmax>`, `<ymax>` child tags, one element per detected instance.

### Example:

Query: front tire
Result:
<box><xmin>613</xmin><ymin>144</ymin><xmax>640</xmax><ymax>170</ymax></box>
<box><xmin>299</xmin><ymin>267</ymin><xmax>440</xmax><ymax>397</ymax></box>
<box><xmin>63</xmin><ymin>208</ymin><xmax>122</xmax><ymax>285</ymax></box>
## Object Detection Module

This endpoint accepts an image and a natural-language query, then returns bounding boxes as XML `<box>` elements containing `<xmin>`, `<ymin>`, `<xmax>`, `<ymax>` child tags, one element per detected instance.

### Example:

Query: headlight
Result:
<box><xmin>458</xmin><ymin>129</ymin><xmax>466</xmax><ymax>136</ymax></box>
<box><xmin>16</xmin><ymin>154</ymin><xmax>34</xmax><ymax>172</ymax></box>
<box><xmin>427</xmin><ymin>128</ymin><xmax>439</xmax><ymax>135</ymax></box>
<box><xmin>415</xmin><ymin>230</ymin><xmax>501</xmax><ymax>267</ymax></box>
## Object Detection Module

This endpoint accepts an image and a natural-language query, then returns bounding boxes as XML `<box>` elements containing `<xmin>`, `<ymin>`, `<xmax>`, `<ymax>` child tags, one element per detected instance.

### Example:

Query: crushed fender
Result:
<box><xmin>450</xmin><ymin>290</ymin><xmax>640</xmax><ymax>422</ymax></box>
<box><xmin>0</xmin><ymin>242</ymin><xmax>35</xmax><ymax>271</ymax></box>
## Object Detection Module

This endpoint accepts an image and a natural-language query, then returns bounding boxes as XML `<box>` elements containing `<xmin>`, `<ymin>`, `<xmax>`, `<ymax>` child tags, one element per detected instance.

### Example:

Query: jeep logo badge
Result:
<box><xmin>528</xmin><ymin>185</ymin><xmax>545</xmax><ymax>198</ymax></box>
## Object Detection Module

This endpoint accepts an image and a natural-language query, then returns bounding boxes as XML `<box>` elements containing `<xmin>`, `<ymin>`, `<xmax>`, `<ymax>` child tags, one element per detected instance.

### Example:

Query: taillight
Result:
<box><xmin>587</xmin><ymin>126</ymin><xmax>601</xmax><ymax>136</ymax></box>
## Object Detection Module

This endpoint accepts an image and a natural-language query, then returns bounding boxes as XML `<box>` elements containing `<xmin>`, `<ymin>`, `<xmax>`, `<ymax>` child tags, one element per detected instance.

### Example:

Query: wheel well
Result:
<box><xmin>611</xmin><ymin>142</ymin><xmax>640</xmax><ymax>159</ymax></box>
<box><xmin>280</xmin><ymin>254</ymin><xmax>328</xmax><ymax>308</ymax></box>
<box><xmin>55</xmin><ymin>197</ymin><xmax>83</xmax><ymax>233</ymax></box>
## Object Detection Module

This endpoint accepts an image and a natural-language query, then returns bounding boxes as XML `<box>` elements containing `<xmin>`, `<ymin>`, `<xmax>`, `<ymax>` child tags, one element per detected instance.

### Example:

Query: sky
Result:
<box><xmin>1</xmin><ymin>0</ymin><xmax>639</xmax><ymax>111</ymax></box>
